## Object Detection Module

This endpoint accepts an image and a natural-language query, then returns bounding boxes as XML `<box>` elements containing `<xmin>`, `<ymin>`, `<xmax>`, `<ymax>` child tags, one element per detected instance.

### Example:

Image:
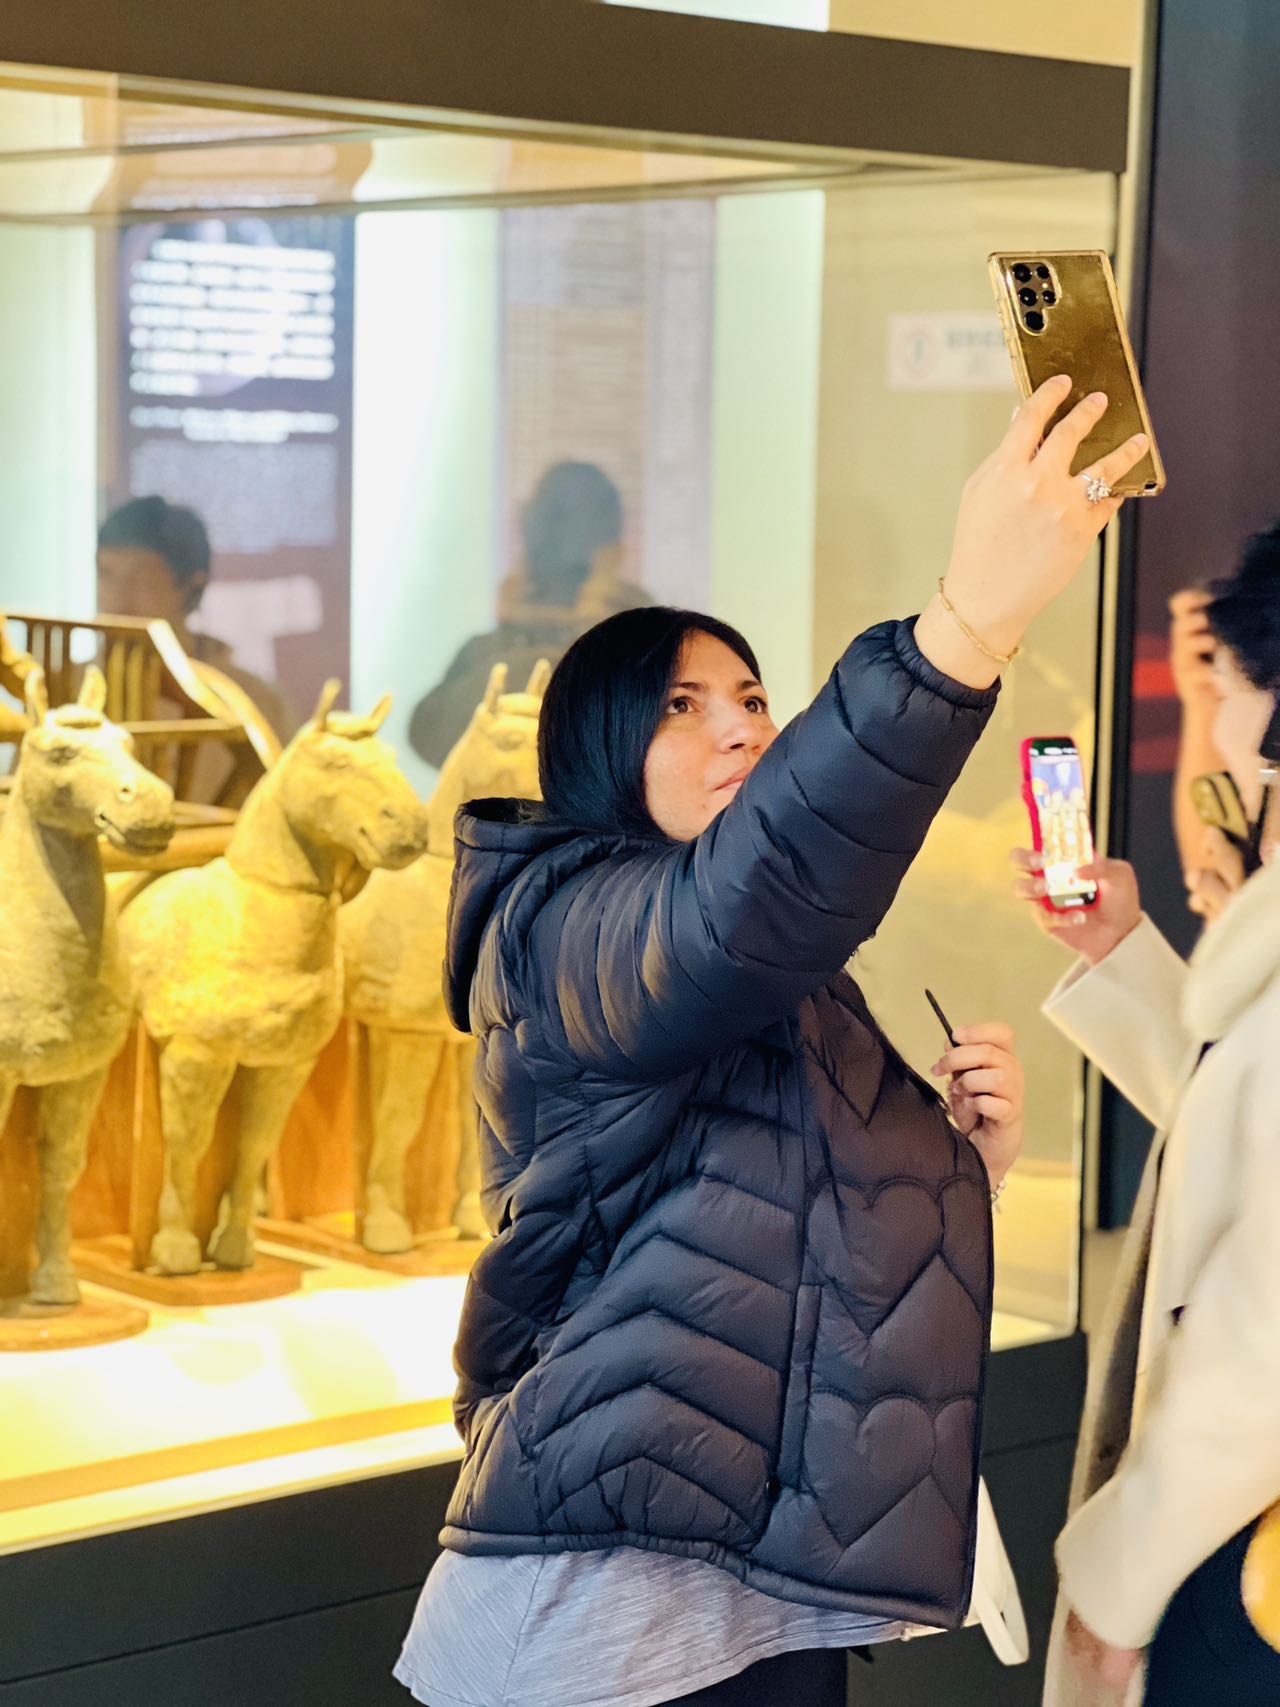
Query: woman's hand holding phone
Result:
<box><xmin>1185</xmin><ymin>824</ymin><xmax>1246</xmax><ymax>922</ymax></box>
<box><xmin>1011</xmin><ymin>848</ymin><xmax>1141</xmax><ymax>965</ymax></box>
<box><xmin>915</xmin><ymin>375</ymin><xmax>1150</xmax><ymax>691</ymax></box>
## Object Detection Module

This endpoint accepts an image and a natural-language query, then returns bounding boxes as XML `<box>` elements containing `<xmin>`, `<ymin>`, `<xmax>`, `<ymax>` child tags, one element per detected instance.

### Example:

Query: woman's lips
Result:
<box><xmin>714</xmin><ymin>770</ymin><xmax>751</xmax><ymax>794</ymax></box>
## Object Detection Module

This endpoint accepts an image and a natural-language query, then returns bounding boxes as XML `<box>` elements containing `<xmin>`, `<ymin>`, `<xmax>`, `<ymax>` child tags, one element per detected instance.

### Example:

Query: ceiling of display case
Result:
<box><xmin>0</xmin><ymin>62</ymin><xmax>1003</xmax><ymax>225</ymax></box>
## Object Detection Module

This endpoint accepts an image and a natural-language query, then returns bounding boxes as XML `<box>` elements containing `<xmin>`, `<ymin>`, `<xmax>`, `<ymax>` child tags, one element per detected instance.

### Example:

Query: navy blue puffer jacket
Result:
<box><xmin>440</xmin><ymin>619</ymin><xmax>999</xmax><ymax>1627</ymax></box>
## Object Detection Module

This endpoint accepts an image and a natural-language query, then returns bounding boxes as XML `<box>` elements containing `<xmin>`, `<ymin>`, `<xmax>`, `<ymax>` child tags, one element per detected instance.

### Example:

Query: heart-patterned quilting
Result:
<box><xmin>804</xmin><ymin>1389</ymin><xmax>938</xmax><ymax>1548</ymax></box>
<box><xmin>809</xmin><ymin>1177</ymin><xmax>944</xmax><ymax>1335</ymax></box>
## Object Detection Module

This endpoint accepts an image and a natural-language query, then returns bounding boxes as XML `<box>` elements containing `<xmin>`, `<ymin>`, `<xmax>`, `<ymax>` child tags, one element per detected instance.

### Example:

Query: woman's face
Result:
<box><xmin>643</xmin><ymin>631</ymin><xmax>778</xmax><ymax>842</ymax></box>
<box><xmin>96</xmin><ymin>547</ymin><xmax>202</xmax><ymax>627</ymax></box>
<box><xmin>1212</xmin><ymin>647</ymin><xmax>1274</xmax><ymax>816</ymax></box>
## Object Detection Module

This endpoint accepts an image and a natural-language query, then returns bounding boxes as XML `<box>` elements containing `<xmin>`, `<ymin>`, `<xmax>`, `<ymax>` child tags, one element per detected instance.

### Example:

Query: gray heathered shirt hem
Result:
<box><xmin>395</xmin><ymin>1547</ymin><xmax>904</xmax><ymax>1707</ymax></box>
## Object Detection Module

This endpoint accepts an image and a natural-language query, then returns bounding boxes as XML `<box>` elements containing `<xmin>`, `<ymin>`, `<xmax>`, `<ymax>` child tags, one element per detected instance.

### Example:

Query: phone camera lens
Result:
<box><xmin>1018</xmin><ymin>287</ymin><xmax>1037</xmax><ymax>307</ymax></box>
<box><xmin>1042</xmin><ymin>289</ymin><xmax>1057</xmax><ymax>305</ymax></box>
<box><xmin>1036</xmin><ymin>265</ymin><xmax>1051</xmax><ymax>279</ymax></box>
<box><xmin>1012</xmin><ymin>263</ymin><xmax>1032</xmax><ymax>283</ymax></box>
<box><xmin>1024</xmin><ymin>310</ymin><xmax>1045</xmax><ymax>333</ymax></box>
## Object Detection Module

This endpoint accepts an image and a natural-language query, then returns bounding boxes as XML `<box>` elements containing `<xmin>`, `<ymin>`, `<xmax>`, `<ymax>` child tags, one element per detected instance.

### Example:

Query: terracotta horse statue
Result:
<box><xmin>341</xmin><ymin>661</ymin><xmax>547</xmax><ymax>1253</ymax></box>
<box><xmin>0</xmin><ymin>668</ymin><xmax>175</xmax><ymax>1305</ymax></box>
<box><xmin>121</xmin><ymin>682</ymin><xmax>430</xmax><ymax>1276</ymax></box>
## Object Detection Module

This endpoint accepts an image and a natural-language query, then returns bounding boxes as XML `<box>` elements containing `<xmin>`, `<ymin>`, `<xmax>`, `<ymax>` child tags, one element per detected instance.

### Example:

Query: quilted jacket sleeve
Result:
<box><xmin>521</xmin><ymin>618</ymin><xmax>999</xmax><ymax>1076</ymax></box>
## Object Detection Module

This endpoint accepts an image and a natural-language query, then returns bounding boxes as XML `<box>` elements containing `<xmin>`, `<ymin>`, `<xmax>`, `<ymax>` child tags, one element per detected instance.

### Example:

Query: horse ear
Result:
<box><xmin>526</xmin><ymin>658</ymin><xmax>552</xmax><ymax>699</ymax></box>
<box><xmin>78</xmin><ymin>666</ymin><xmax>108</xmax><ymax>713</ymax></box>
<box><xmin>24</xmin><ymin>666</ymin><xmax>49</xmax><ymax>723</ymax></box>
<box><xmin>482</xmin><ymin>663</ymin><xmax>508</xmax><ymax>715</ymax></box>
<box><xmin>365</xmin><ymin>693</ymin><xmax>393</xmax><ymax>733</ymax></box>
<box><xmin>311</xmin><ymin>678</ymin><xmax>342</xmax><ymax>729</ymax></box>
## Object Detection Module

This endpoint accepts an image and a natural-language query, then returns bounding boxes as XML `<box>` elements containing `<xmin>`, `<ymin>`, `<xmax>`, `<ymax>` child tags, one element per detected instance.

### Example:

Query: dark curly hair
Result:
<box><xmin>97</xmin><ymin>495</ymin><xmax>211</xmax><ymax>589</ymax></box>
<box><xmin>523</xmin><ymin>462</ymin><xmax>623</xmax><ymax>606</ymax></box>
<box><xmin>1207</xmin><ymin>522</ymin><xmax>1280</xmax><ymax>691</ymax></box>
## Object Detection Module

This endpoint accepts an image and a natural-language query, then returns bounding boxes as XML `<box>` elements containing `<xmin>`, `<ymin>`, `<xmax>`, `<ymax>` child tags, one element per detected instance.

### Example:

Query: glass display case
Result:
<box><xmin>0</xmin><ymin>43</ymin><xmax>1116</xmax><ymax>1570</ymax></box>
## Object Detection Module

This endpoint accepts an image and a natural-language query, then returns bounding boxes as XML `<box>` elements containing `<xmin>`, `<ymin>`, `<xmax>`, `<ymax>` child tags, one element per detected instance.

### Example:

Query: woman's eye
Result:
<box><xmin>745</xmin><ymin>696</ymin><xmax>768</xmax><ymax>714</ymax></box>
<box><xmin>667</xmin><ymin>697</ymin><xmax>692</xmax><ymax>715</ymax></box>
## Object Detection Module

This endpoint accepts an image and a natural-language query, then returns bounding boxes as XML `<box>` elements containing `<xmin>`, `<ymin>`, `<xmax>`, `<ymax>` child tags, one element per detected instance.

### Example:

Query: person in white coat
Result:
<box><xmin>1015</xmin><ymin>540</ymin><xmax>1280</xmax><ymax>1705</ymax></box>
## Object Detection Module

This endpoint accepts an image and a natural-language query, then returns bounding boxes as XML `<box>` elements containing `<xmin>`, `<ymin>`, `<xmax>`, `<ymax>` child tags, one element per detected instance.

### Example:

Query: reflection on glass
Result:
<box><xmin>811</xmin><ymin>170</ymin><xmax>1117</xmax><ymax>1337</ymax></box>
<box><xmin>408</xmin><ymin>461</ymin><xmax>647</xmax><ymax>767</ymax></box>
<box><xmin>95</xmin><ymin>495</ymin><xmax>297</xmax><ymax>803</ymax></box>
<box><xmin>0</xmin><ymin>63</ymin><xmax>1120</xmax><ymax>1541</ymax></box>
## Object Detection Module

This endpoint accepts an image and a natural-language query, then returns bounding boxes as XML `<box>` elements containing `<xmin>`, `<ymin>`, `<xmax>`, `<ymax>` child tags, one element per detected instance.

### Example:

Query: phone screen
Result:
<box><xmin>1028</xmin><ymin>740</ymin><xmax>1098</xmax><ymax>909</ymax></box>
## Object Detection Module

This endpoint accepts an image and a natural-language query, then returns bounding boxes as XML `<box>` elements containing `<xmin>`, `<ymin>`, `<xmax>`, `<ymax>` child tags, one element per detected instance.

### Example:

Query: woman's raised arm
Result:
<box><xmin>522</xmin><ymin>382</ymin><xmax>1152</xmax><ymax>1077</ymax></box>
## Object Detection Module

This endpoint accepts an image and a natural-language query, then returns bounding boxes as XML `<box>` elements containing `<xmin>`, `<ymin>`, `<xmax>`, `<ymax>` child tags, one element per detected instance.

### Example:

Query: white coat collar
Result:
<box><xmin>1185</xmin><ymin>853</ymin><xmax>1280</xmax><ymax>1041</ymax></box>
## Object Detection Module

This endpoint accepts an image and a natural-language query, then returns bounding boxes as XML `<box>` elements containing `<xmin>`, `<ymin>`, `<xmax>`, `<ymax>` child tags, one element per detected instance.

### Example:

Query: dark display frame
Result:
<box><xmin>0</xmin><ymin>0</ymin><xmax>1129</xmax><ymax>175</ymax></box>
<box><xmin>0</xmin><ymin>1337</ymin><xmax>1086</xmax><ymax>1707</ymax></box>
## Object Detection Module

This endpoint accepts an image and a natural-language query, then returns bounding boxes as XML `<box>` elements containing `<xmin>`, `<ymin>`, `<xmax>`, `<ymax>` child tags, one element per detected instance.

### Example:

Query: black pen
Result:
<box><xmin>924</xmin><ymin>987</ymin><xmax>958</xmax><ymax>1049</ymax></box>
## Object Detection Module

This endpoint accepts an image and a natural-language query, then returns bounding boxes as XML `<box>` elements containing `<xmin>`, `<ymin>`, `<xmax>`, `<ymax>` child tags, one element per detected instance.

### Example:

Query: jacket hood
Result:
<box><xmin>445</xmin><ymin>799</ymin><xmax>654</xmax><ymax>1032</ymax></box>
<box><xmin>445</xmin><ymin>800</ymin><xmax>575</xmax><ymax>1032</ymax></box>
<box><xmin>1185</xmin><ymin>850</ymin><xmax>1280</xmax><ymax>1040</ymax></box>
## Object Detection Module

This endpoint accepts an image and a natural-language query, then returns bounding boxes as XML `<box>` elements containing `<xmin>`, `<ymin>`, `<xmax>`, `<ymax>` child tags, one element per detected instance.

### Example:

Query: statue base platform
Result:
<box><xmin>71</xmin><ymin>1234</ymin><xmax>305</xmax><ymax>1306</ymax></box>
<box><xmin>0</xmin><ymin>1290</ymin><xmax>149</xmax><ymax>1352</ymax></box>
<box><xmin>257</xmin><ymin>1213</ymin><xmax>485</xmax><ymax>1277</ymax></box>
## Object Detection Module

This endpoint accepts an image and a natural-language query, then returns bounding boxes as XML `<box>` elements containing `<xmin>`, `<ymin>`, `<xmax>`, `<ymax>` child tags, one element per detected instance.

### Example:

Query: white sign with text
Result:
<box><xmin>887</xmin><ymin>312</ymin><xmax>1014</xmax><ymax>392</ymax></box>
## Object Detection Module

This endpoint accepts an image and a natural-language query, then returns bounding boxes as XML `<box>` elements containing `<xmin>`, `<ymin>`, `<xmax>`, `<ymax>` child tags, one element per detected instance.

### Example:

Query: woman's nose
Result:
<box><xmin>716</xmin><ymin>704</ymin><xmax>758</xmax><ymax>750</ymax></box>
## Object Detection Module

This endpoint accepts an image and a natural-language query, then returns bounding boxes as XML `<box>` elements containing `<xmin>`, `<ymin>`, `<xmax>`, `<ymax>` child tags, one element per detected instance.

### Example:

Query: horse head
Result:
<box><xmin>17</xmin><ymin>667</ymin><xmax>176</xmax><ymax>855</ymax></box>
<box><xmin>274</xmin><ymin>680</ymin><xmax>430</xmax><ymax>873</ymax></box>
<box><xmin>427</xmin><ymin>659</ymin><xmax>549</xmax><ymax>851</ymax></box>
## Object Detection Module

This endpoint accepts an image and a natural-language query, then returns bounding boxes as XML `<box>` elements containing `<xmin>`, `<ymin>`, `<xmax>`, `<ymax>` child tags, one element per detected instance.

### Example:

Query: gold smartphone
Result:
<box><xmin>988</xmin><ymin>249</ymin><xmax>1165</xmax><ymax>496</ymax></box>
<box><xmin>1191</xmin><ymin>771</ymin><xmax>1250</xmax><ymax>845</ymax></box>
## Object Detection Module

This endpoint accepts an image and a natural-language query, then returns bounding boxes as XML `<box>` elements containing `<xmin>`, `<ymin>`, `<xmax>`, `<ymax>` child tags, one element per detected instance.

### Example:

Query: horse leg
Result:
<box><xmin>451</xmin><ymin>1034</ymin><xmax>486</xmax><ymax>1239</ymax></box>
<box><xmin>153</xmin><ymin>1041</ymin><xmax>236</xmax><ymax>1275</ymax></box>
<box><xmin>363</xmin><ymin>1030</ymin><xmax>443</xmax><ymax>1254</ymax></box>
<box><xmin>209</xmin><ymin>1059</ymin><xmax>314</xmax><ymax>1270</ymax></box>
<box><xmin>0</xmin><ymin>1074</ymin><xmax>24</xmax><ymax>1298</ymax></box>
<box><xmin>29</xmin><ymin>1068</ymin><xmax>109</xmax><ymax>1305</ymax></box>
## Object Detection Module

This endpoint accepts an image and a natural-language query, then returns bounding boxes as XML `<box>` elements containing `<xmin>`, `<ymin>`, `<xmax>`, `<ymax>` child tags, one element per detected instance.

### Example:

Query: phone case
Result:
<box><xmin>1191</xmin><ymin>771</ymin><xmax>1250</xmax><ymax>844</ymax></box>
<box><xmin>1020</xmin><ymin>736</ymin><xmax>1098</xmax><ymax>912</ymax></box>
<box><xmin>989</xmin><ymin>250</ymin><xmax>1165</xmax><ymax>498</ymax></box>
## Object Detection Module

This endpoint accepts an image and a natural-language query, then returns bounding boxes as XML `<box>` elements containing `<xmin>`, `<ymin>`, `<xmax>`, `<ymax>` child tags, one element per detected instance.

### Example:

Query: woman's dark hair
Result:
<box><xmin>98</xmin><ymin>495</ymin><xmax>212</xmax><ymax>589</ymax></box>
<box><xmin>538</xmin><ymin>606</ymin><xmax>762</xmax><ymax>836</ymax></box>
<box><xmin>522</xmin><ymin>462</ymin><xmax>623</xmax><ymax>605</ymax></box>
<box><xmin>1207</xmin><ymin>521</ymin><xmax>1280</xmax><ymax>691</ymax></box>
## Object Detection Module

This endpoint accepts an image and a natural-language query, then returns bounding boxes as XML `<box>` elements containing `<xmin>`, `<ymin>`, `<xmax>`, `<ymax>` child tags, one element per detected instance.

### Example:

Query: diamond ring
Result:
<box><xmin>1081</xmin><ymin>474</ymin><xmax>1114</xmax><ymax>506</ymax></box>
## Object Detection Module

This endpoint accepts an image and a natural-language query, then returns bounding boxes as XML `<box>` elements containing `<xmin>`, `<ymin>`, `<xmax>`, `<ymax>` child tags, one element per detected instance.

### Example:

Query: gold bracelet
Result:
<box><xmin>936</xmin><ymin>579</ymin><xmax>1021</xmax><ymax>668</ymax></box>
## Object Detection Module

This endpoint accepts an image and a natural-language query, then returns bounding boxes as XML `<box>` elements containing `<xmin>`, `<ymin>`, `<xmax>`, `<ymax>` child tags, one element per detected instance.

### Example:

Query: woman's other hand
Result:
<box><xmin>1169</xmin><ymin>588</ymin><xmax>1221</xmax><ymax>718</ymax></box>
<box><xmin>1064</xmin><ymin>1607</ymin><xmax>1143</xmax><ymax>1697</ymax></box>
<box><xmin>932</xmin><ymin>1022</ymin><xmax>1024</xmax><ymax>1190</ymax></box>
<box><xmin>916</xmin><ymin>375</ymin><xmax>1149</xmax><ymax>689</ymax></box>
<box><xmin>1011</xmin><ymin>849</ymin><xmax>1141</xmax><ymax>966</ymax></box>
<box><xmin>1169</xmin><ymin>586</ymin><xmax>1231</xmax><ymax>895</ymax></box>
<box><xmin>1185</xmin><ymin>824</ymin><xmax>1246</xmax><ymax>923</ymax></box>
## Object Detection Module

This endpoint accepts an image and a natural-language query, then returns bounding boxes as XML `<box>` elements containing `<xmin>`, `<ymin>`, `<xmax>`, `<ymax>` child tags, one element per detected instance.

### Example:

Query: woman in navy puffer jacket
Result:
<box><xmin>395</xmin><ymin>382</ymin><xmax>1152</xmax><ymax>1707</ymax></box>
